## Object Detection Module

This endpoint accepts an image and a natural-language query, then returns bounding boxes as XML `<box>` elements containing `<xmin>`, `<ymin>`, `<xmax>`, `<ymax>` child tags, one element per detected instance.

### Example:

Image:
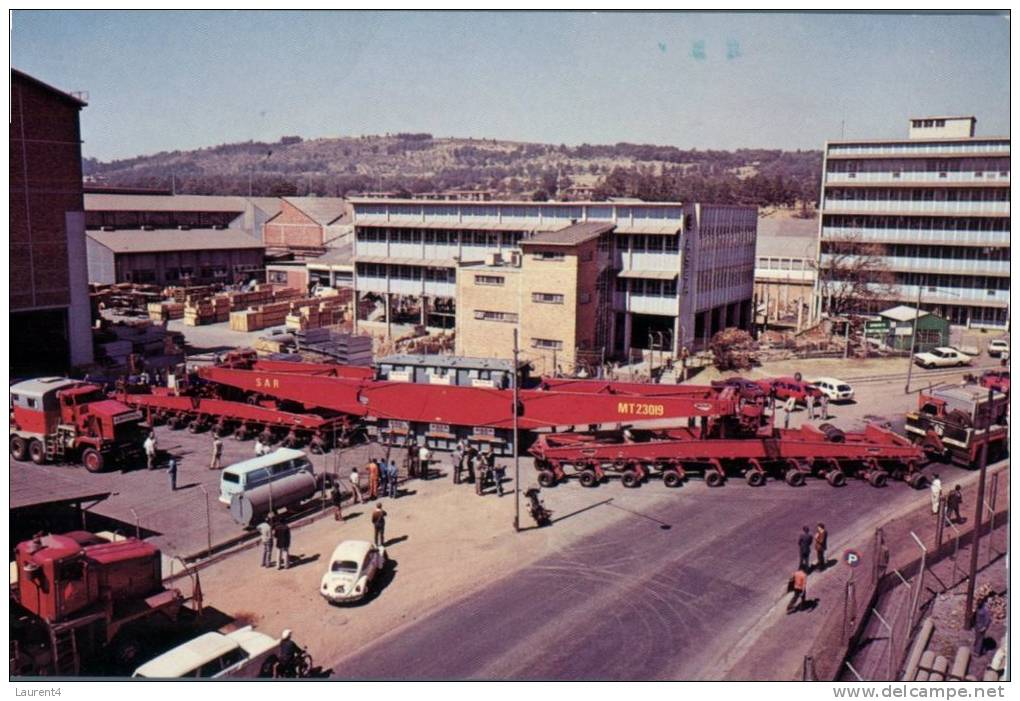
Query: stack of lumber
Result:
<box><xmin>147</xmin><ymin>301</ymin><xmax>185</xmax><ymax>321</ymax></box>
<box><xmin>296</xmin><ymin>330</ymin><xmax>373</xmax><ymax>365</ymax></box>
<box><xmin>164</xmin><ymin>285</ymin><xmax>216</xmax><ymax>303</ymax></box>
<box><xmin>284</xmin><ymin>297</ymin><xmax>347</xmax><ymax>331</ymax></box>
<box><xmin>183</xmin><ymin>295</ymin><xmax>231</xmax><ymax>326</ymax></box>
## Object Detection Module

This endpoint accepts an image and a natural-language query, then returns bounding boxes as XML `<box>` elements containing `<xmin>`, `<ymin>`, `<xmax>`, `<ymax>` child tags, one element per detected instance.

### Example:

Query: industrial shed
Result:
<box><xmin>86</xmin><ymin>228</ymin><xmax>266</xmax><ymax>285</ymax></box>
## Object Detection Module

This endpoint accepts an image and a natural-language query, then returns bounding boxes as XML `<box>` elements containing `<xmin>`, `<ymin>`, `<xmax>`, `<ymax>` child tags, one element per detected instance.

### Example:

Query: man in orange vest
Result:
<box><xmin>787</xmin><ymin>568</ymin><xmax>808</xmax><ymax>613</ymax></box>
<box><xmin>367</xmin><ymin>459</ymin><xmax>380</xmax><ymax>500</ymax></box>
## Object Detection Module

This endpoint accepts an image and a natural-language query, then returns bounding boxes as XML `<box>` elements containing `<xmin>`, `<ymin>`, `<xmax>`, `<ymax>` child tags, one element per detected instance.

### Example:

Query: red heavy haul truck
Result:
<box><xmin>10</xmin><ymin>378</ymin><xmax>146</xmax><ymax>472</ymax></box>
<box><xmin>9</xmin><ymin>531</ymin><xmax>197</xmax><ymax>676</ymax></box>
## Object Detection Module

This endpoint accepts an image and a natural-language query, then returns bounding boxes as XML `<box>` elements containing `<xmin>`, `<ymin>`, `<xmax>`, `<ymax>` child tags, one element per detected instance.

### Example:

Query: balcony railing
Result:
<box><xmin>822</xmin><ymin>200</ymin><xmax>1009</xmax><ymax>215</ymax></box>
<box><xmin>825</xmin><ymin>172</ymin><xmax>1010</xmax><ymax>185</ymax></box>
<box><xmin>821</xmin><ymin>226</ymin><xmax>1010</xmax><ymax>248</ymax></box>
<box><xmin>827</xmin><ymin>142</ymin><xmax>1010</xmax><ymax>157</ymax></box>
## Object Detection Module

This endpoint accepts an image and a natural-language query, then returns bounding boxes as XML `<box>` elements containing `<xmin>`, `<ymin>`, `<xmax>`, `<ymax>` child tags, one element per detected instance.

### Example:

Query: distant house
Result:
<box><xmin>864</xmin><ymin>305</ymin><xmax>951</xmax><ymax>352</ymax></box>
<box><xmin>263</xmin><ymin>197</ymin><xmax>351</xmax><ymax>258</ymax></box>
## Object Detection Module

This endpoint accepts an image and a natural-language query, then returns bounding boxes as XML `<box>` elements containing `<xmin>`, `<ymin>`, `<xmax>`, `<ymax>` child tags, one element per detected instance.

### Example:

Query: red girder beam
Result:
<box><xmin>122</xmin><ymin>393</ymin><xmax>337</xmax><ymax>430</ymax></box>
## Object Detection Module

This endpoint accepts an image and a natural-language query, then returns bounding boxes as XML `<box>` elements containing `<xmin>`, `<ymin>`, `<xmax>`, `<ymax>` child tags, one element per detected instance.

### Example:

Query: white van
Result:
<box><xmin>219</xmin><ymin>448</ymin><xmax>313</xmax><ymax>505</ymax></box>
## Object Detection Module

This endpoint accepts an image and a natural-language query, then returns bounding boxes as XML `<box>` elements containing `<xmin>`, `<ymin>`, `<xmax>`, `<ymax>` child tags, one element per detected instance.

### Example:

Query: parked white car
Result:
<box><xmin>133</xmin><ymin>626</ymin><xmax>279</xmax><ymax>678</ymax></box>
<box><xmin>913</xmin><ymin>347</ymin><xmax>972</xmax><ymax>369</ymax></box>
<box><xmin>320</xmin><ymin>540</ymin><xmax>387</xmax><ymax>604</ymax></box>
<box><xmin>809</xmin><ymin>378</ymin><xmax>855</xmax><ymax>402</ymax></box>
<box><xmin>988</xmin><ymin>339</ymin><xmax>1010</xmax><ymax>358</ymax></box>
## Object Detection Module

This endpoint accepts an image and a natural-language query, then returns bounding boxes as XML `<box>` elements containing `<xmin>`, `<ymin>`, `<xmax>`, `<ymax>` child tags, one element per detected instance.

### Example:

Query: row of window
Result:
<box><xmin>822</xmin><ymin>242</ymin><xmax>1011</xmax><ymax>262</ymax></box>
<box><xmin>696</xmin><ymin>263</ymin><xmax>754</xmax><ymax>292</ymax></box>
<box><xmin>825</xmin><ymin>188</ymin><xmax>1010</xmax><ymax>202</ymax></box>
<box><xmin>828</xmin><ymin>157</ymin><xmax>1009</xmax><ymax>174</ymax></box>
<box><xmin>357</xmin><ymin>229</ymin><xmax>524</xmax><ymax>246</ymax></box>
<box><xmin>614</xmin><ymin>278</ymin><xmax>679</xmax><ymax>297</ymax></box>
<box><xmin>474</xmin><ymin>310</ymin><xmax>518</xmax><ymax>323</ymax></box>
<box><xmin>892</xmin><ymin>272</ymin><xmax>1010</xmax><ymax>291</ymax></box>
<box><xmin>756</xmin><ymin>256</ymin><xmax>812</xmax><ymax>271</ymax></box>
<box><xmin>532</xmin><ymin>292</ymin><xmax>564</xmax><ymax>304</ymax></box>
<box><xmin>356</xmin><ymin>204</ymin><xmax>685</xmax><ymax>223</ymax></box>
<box><xmin>128</xmin><ymin>265</ymin><xmax>250</xmax><ymax>284</ymax></box>
<box><xmin>822</xmin><ymin>215</ymin><xmax>1009</xmax><ymax>232</ymax></box>
<box><xmin>356</xmin><ymin>263</ymin><xmax>456</xmax><ymax>282</ymax></box>
<box><xmin>532</xmin><ymin>338</ymin><xmax>563</xmax><ymax>350</ymax></box>
<box><xmin>615</xmin><ymin>234</ymin><xmax>681</xmax><ymax>253</ymax></box>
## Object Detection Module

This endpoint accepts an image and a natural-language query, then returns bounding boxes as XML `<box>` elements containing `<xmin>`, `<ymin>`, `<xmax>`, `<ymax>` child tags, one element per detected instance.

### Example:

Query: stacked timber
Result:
<box><xmin>284</xmin><ymin>297</ymin><xmax>347</xmax><ymax>331</ymax></box>
<box><xmin>147</xmin><ymin>301</ymin><xmax>185</xmax><ymax>321</ymax></box>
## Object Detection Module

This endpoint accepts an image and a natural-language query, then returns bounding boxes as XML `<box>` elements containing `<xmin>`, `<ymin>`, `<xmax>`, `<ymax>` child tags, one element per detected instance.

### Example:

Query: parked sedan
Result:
<box><xmin>711</xmin><ymin>377</ymin><xmax>767</xmax><ymax>402</ymax></box>
<box><xmin>913</xmin><ymin>347</ymin><xmax>972</xmax><ymax>369</ymax></box>
<box><xmin>809</xmin><ymin>377</ymin><xmax>855</xmax><ymax>403</ymax></box>
<box><xmin>988</xmin><ymin>339</ymin><xmax>1010</xmax><ymax>358</ymax></box>
<box><xmin>757</xmin><ymin>377</ymin><xmax>824</xmax><ymax>404</ymax></box>
<box><xmin>320</xmin><ymin>540</ymin><xmax>387</xmax><ymax>604</ymax></box>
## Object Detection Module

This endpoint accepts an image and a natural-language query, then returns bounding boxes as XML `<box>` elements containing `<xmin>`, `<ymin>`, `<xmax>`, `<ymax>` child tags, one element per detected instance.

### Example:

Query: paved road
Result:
<box><xmin>334</xmin><ymin>458</ymin><xmax>970</xmax><ymax>680</ymax></box>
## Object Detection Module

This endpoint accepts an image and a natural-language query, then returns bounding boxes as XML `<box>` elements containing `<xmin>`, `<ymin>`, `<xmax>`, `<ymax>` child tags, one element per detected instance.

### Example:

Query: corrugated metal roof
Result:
<box><xmin>354</xmin><ymin>218</ymin><xmax>561</xmax><ymax>231</ymax></box>
<box><xmin>521</xmin><ymin>221</ymin><xmax>614</xmax><ymax>247</ymax></box>
<box><xmin>87</xmin><ymin>229</ymin><xmax>265</xmax><ymax>253</ymax></box>
<box><xmin>84</xmin><ymin>193</ymin><xmax>253</xmax><ymax>213</ymax></box>
<box><xmin>283</xmin><ymin>197</ymin><xmax>350</xmax><ymax>226</ymax></box>
<box><xmin>612</xmin><ymin>224</ymin><xmax>681</xmax><ymax>235</ymax></box>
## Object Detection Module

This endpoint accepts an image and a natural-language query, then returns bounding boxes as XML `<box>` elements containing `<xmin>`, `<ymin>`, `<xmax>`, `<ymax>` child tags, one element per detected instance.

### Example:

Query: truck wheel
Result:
<box><xmin>905</xmin><ymin>472</ymin><xmax>928</xmax><ymax>489</ymax></box>
<box><xmin>82</xmin><ymin>448</ymin><xmax>105</xmax><ymax>473</ymax></box>
<box><xmin>704</xmin><ymin>471</ymin><xmax>724</xmax><ymax>487</ymax></box>
<box><xmin>745</xmin><ymin>470</ymin><xmax>766</xmax><ymax>487</ymax></box>
<box><xmin>537</xmin><ymin>470</ymin><xmax>557</xmax><ymax>488</ymax></box>
<box><xmin>109</xmin><ymin>631</ymin><xmax>143</xmax><ymax>671</ymax></box>
<box><xmin>621</xmin><ymin>469</ymin><xmax>641</xmax><ymax>488</ymax></box>
<box><xmin>579</xmin><ymin>470</ymin><xmax>598</xmax><ymax>488</ymax></box>
<box><xmin>784</xmin><ymin>470</ymin><xmax>806</xmax><ymax>487</ymax></box>
<box><xmin>9</xmin><ymin>436</ymin><xmax>27</xmax><ymax>461</ymax></box>
<box><xmin>28</xmin><ymin>439</ymin><xmax>45</xmax><ymax>465</ymax></box>
<box><xmin>868</xmin><ymin>471</ymin><xmax>889</xmax><ymax>488</ymax></box>
<box><xmin>825</xmin><ymin>470</ymin><xmax>846</xmax><ymax>488</ymax></box>
<box><xmin>662</xmin><ymin>470</ymin><xmax>682</xmax><ymax>488</ymax></box>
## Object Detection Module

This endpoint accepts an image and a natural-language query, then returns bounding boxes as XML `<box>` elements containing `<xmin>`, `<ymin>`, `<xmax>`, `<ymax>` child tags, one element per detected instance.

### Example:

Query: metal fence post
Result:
<box><xmin>198</xmin><ymin>485</ymin><xmax>212</xmax><ymax>560</ymax></box>
<box><xmin>129</xmin><ymin>507</ymin><xmax>141</xmax><ymax>540</ymax></box>
<box><xmin>908</xmin><ymin>531</ymin><xmax>927</xmax><ymax>634</ymax></box>
<box><xmin>871</xmin><ymin>608</ymin><xmax>895</xmax><ymax>680</ymax></box>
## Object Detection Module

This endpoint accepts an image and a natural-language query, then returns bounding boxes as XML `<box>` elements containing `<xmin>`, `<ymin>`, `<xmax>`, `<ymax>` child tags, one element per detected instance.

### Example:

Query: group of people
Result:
<box><xmin>789</xmin><ymin>523</ymin><xmax>828</xmax><ymax>613</ymax></box>
<box><xmin>779</xmin><ymin>393</ymin><xmax>830</xmax><ymax>429</ymax></box>
<box><xmin>256</xmin><ymin>514</ymin><xmax>293</xmax><ymax>570</ymax></box>
<box><xmin>929</xmin><ymin>473</ymin><xmax>965</xmax><ymax>523</ymax></box>
<box><xmin>405</xmin><ymin>442</ymin><xmax>434</xmax><ymax>480</ymax></box>
<box><xmin>143</xmin><ymin>430</ymin><xmax>180</xmax><ymax>490</ymax></box>
<box><xmin>451</xmin><ymin>441</ymin><xmax>507</xmax><ymax>496</ymax></box>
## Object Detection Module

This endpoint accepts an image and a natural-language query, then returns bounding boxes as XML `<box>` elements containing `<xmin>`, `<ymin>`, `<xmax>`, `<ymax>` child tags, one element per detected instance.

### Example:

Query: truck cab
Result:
<box><xmin>10</xmin><ymin>378</ymin><xmax>145</xmax><ymax>471</ymax></box>
<box><xmin>905</xmin><ymin>383</ymin><xmax>1009</xmax><ymax>466</ymax></box>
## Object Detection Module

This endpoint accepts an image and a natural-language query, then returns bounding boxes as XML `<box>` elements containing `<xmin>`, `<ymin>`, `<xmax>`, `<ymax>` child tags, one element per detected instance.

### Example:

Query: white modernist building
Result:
<box><xmin>816</xmin><ymin>116</ymin><xmax>1009</xmax><ymax>329</ymax></box>
<box><xmin>349</xmin><ymin>198</ymin><xmax>757</xmax><ymax>355</ymax></box>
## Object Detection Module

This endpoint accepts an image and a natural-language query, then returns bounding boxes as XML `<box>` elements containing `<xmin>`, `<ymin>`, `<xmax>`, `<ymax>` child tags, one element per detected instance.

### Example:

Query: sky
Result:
<box><xmin>10</xmin><ymin>10</ymin><xmax>1011</xmax><ymax>162</ymax></box>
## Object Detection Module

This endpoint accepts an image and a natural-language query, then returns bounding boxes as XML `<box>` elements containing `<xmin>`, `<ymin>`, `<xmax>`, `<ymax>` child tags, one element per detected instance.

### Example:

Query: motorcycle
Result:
<box><xmin>524</xmin><ymin>487</ymin><xmax>552</xmax><ymax>527</ymax></box>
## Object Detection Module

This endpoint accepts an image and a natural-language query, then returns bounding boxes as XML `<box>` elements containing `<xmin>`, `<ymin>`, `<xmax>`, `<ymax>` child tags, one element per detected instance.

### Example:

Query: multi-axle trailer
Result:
<box><xmin>529</xmin><ymin>422</ymin><xmax>927</xmax><ymax>489</ymax></box>
<box><xmin>91</xmin><ymin>351</ymin><xmax>930</xmax><ymax>488</ymax></box>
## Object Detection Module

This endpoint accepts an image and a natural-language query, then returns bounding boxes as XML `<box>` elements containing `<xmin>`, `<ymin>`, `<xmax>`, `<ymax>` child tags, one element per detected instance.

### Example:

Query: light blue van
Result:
<box><xmin>218</xmin><ymin>448</ymin><xmax>313</xmax><ymax>505</ymax></box>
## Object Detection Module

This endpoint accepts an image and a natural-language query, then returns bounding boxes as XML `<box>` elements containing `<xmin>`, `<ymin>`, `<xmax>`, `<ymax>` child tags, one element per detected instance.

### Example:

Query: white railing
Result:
<box><xmin>828</xmin><ymin>142</ymin><xmax>1010</xmax><ymax>157</ymax></box>
<box><xmin>823</xmin><ymin>200</ymin><xmax>1009</xmax><ymax>215</ymax></box>
<box><xmin>821</xmin><ymin>227</ymin><xmax>1010</xmax><ymax>248</ymax></box>
<box><xmin>826</xmin><ymin>172</ymin><xmax>1010</xmax><ymax>184</ymax></box>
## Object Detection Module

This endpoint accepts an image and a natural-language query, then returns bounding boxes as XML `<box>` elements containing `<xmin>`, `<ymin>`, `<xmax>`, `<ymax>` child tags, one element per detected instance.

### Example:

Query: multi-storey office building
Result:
<box><xmin>816</xmin><ymin>116</ymin><xmax>1009</xmax><ymax>329</ymax></box>
<box><xmin>349</xmin><ymin>199</ymin><xmax>757</xmax><ymax>364</ymax></box>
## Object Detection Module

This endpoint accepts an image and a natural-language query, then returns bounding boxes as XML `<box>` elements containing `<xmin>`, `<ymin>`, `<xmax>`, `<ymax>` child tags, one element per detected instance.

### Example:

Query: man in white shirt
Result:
<box><xmin>143</xmin><ymin>432</ymin><xmax>157</xmax><ymax>470</ymax></box>
<box><xmin>418</xmin><ymin>445</ymin><xmax>432</xmax><ymax>480</ymax></box>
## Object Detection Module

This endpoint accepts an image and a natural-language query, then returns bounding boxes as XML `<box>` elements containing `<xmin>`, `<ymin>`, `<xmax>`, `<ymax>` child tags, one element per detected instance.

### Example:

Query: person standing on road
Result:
<box><xmin>930</xmin><ymin>473</ymin><xmax>943</xmax><ymax>516</ymax></box>
<box><xmin>452</xmin><ymin>442</ymin><xmax>464</xmax><ymax>484</ymax></box>
<box><xmin>167</xmin><ymin>457</ymin><xmax>178</xmax><ymax>491</ymax></box>
<box><xmin>405</xmin><ymin>441</ymin><xmax>418</xmax><ymax>479</ymax></box>
<box><xmin>210</xmin><ymin>436</ymin><xmax>223</xmax><ymax>470</ymax></box>
<box><xmin>418</xmin><ymin>444</ymin><xmax>432</xmax><ymax>480</ymax></box>
<box><xmin>274</xmin><ymin>519</ymin><xmax>291</xmax><ymax>570</ymax></box>
<box><xmin>387</xmin><ymin>460</ymin><xmax>399</xmax><ymax>498</ymax></box>
<box><xmin>784</xmin><ymin>396</ymin><xmax>796</xmax><ymax>429</ymax></box>
<box><xmin>798</xmin><ymin>526</ymin><xmax>813</xmax><ymax>572</ymax></box>
<box><xmin>371</xmin><ymin>503</ymin><xmax>387</xmax><ymax>546</ymax></box>
<box><xmin>254</xmin><ymin>437</ymin><xmax>265</xmax><ymax>457</ymax></box>
<box><xmin>349</xmin><ymin>466</ymin><xmax>363</xmax><ymax>504</ymax></box>
<box><xmin>331</xmin><ymin>480</ymin><xmax>344</xmax><ymax>521</ymax></box>
<box><xmin>493</xmin><ymin>463</ymin><xmax>507</xmax><ymax>497</ymax></box>
<box><xmin>814</xmin><ymin>523</ymin><xmax>828</xmax><ymax>571</ymax></box>
<box><xmin>820</xmin><ymin>393</ymin><xmax>830</xmax><ymax>420</ymax></box>
<box><xmin>787</xmin><ymin>568</ymin><xmax>808</xmax><ymax>613</ymax></box>
<box><xmin>805</xmin><ymin>393</ymin><xmax>816</xmax><ymax>420</ymax></box>
<box><xmin>368</xmin><ymin>459</ymin><xmax>380</xmax><ymax>500</ymax></box>
<box><xmin>973</xmin><ymin>597</ymin><xmax>992</xmax><ymax>654</ymax></box>
<box><xmin>947</xmin><ymin>485</ymin><xmax>963</xmax><ymax>523</ymax></box>
<box><xmin>465</xmin><ymin>445</ymin><xmax>478</xmax><ymax>484</ymax></box>
<box><xmin>144</xmin><ymin>431</ymin><xmax>158</xmax><ymax>470</ymax></box>
<box><xmin>257</xmin><ymin>518</ymin><xmax>274</xmax><ymax>568</ymax></box>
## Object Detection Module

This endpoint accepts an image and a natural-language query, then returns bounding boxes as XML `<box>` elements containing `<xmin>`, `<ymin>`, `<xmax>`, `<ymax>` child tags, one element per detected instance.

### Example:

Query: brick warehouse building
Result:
<box><xmin>10</xmin><ymin>69</ymin><xmax>94</xmax><ymax>375</ymax></box>
<box><xmin>263</xmin><ymin>196</ymin><xmax>351</xmax><ymax>258</ymax></box>
<box><xmin>350</xmin><ymin>199</ymin><xmax>757</xmax><ymax>368</ymax></box>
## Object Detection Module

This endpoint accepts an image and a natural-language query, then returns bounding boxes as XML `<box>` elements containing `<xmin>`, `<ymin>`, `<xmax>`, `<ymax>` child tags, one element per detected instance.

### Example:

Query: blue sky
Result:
<box><xmin>10</xmin><ymin>11</ymin><xmax>1010</xmax><ymax>161</ymax></box>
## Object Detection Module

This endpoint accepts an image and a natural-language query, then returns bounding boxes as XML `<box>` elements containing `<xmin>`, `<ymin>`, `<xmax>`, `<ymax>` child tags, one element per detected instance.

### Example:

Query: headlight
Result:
<box><xmin>355</xmin><ymin>584</ymin><xmax>363</xmax><ymax>593</ymax></box>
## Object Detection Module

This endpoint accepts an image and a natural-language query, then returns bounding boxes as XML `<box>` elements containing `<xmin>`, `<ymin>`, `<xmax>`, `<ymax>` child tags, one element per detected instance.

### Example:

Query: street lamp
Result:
<box><xmin>512</xmin><ymin>328</ymin><xmax>521</xmax><ymax>532</ymax></box>
<box><xmin>963</xmin><ymin>387</ymin><xmax>995</xmax><ymax>629</ymax></box>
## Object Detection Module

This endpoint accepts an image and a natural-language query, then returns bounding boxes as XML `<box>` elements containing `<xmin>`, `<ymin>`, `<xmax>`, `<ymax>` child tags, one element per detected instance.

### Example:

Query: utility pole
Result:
<box><xmin>512</xmin><ymin>328</ymin><xmax>521</xmax><ymax>532</ymax></box>
<box><xmin>903</xmin><ymin>285</ymin><xmax>924</xmax><ymax>394</ymax></box>
<box><xmin>963</xmin><ymin>387</ymin><xmax>993</xmax><ymax>628</ymax></box>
